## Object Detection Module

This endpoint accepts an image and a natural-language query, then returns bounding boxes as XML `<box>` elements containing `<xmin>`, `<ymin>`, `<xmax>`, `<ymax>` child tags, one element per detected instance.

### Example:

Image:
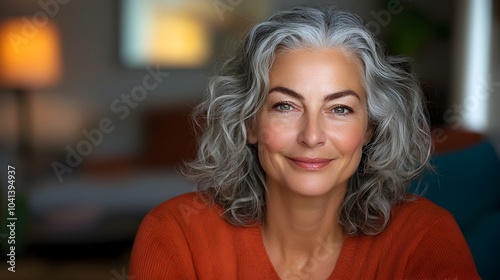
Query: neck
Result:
<box><xmin>261</xmin><ymin>183</ymin><xmax>346</xmax><ymax>268</ymax></box>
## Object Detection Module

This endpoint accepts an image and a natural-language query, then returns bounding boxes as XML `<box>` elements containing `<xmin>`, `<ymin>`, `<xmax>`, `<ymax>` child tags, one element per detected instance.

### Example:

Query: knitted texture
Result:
<box><xmin>130</xmin><ymin>192</ymin><xmax>480</xmax><ymax>279</ymax></box>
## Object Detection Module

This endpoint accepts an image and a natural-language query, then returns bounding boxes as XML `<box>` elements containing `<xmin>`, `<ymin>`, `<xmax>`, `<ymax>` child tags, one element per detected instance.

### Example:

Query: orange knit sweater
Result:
<box><xmin>129</xmin><ymin>192</ymin><xmax>480</xmax><ymax>279</ymax></box>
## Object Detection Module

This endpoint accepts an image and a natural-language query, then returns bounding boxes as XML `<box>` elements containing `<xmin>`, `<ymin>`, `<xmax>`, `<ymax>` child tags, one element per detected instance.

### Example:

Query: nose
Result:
<box><xmin>297</xmin><ymin>112</ymin><xmax>326</xmax><ymax>148</ymax></box>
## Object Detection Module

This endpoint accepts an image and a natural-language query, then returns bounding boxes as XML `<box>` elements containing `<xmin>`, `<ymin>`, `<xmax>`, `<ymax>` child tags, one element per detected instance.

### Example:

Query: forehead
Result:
<box><xmin>269</xmin><ymin>47</ymin><xmax>366</xmax><ymax>100</ymax></box>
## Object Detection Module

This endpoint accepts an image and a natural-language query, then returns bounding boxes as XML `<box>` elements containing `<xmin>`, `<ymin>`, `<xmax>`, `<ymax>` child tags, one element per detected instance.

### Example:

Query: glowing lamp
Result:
<box><xmin>0</xmin><ymin>18</ymin><xmax>62</xmax><ymax>162</ymax></box>
<box><xmin>0</xmin><ymin>18</ymin><xmax>61</xmax><ymax>89</ymax></box>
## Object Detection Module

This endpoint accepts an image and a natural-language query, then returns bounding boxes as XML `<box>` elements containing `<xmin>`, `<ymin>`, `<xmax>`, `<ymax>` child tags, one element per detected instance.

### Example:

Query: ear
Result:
<box><xmin>363</xmin><ymin>123</ymin><xmax>374</xmax><ymax>146</ymax></box>
<box><xmin>247</xmin><ymin>123</ymin><xmax>258</xmax><ymax>144</ymax></box>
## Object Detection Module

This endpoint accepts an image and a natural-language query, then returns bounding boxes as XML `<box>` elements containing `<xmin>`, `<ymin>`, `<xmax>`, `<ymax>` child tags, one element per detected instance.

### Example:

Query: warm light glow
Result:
<box><xmin>121</xmin><ymin>0</ymin><xmax>212</xmax><ymax>68</ymax></box>
<box><xmin>148</xmin><ymin>11</ymin><xmax>210</xmax><ymax>67</ymax></box>
<box><xmin>0</xmin><ymin>18</ymin><xmax>61</xmax><ymax>89</ymax></box>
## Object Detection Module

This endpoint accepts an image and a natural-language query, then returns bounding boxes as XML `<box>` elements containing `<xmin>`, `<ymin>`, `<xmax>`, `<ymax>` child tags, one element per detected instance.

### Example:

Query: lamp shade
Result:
<box><xmin>0</xmin><ymin>18</ymin><xmax>61</xmax><ymax>89</ymax></box>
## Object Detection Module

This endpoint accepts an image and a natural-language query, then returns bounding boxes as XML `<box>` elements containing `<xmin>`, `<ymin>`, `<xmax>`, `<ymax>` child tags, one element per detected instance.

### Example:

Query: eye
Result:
<box><xmin>273</xmin><ymin>102</ymin><xmax>293</xmax><ymax>112</ymax></box>
<box><xmin>332</xmin><ymin>106</ymin><xmax>352</xmax><ymax>115</ymax></box>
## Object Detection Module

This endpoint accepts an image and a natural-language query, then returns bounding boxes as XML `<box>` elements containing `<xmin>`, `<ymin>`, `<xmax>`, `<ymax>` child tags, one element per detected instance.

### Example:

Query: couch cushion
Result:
<box><xmin>414</xmin><ymin>139</ymin><xmax>500</xmax><ymax>233</ymax></box>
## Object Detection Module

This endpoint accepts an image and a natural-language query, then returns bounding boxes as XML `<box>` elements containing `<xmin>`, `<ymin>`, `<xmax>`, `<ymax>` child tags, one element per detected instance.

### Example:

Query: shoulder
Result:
<box><xmin>132</xmin><ymin>192</ymin><xmax>225</xmax><ymax>245</ymax></box>
<box><xmin>391</xmin><ymin>196</ymin><xmax>452</xmax><ymax>227</ymax></box>
<box><xmin>145</xmin><ymin>192</ymin><xmax>227</xmax><ymax>231</ymax></box>
<box><xmin>148</xmin><ymin>192</ymin><xmax>215</xmax><ymax>219</ymax></box>
<box><xmin>130</xmin><ymin>192</ymin><xmax>236</xmax><ymax>279</ymax></box>
<box><xmin>393</xmin><ymin>196</ymin><xmax>450</xmax><ymax>216</ymax></box>
<box><xmin>389</xmin><ymin>196</ymin><xmax>480</xmax><ymax>279</ymax></box>
<box><xmin>330</xmin><ymin>197</ymin><xmax>479</xmax><ymax>279</ymax></box>
<box><xmin>386</xmin><ymin>196</ymin><xmax>464</xmax><ymax>247</ymax></box>
<box><xmin>362</xmin><ymin>196</ymin><xmax>458</xmax><ymax>250</ymax></box>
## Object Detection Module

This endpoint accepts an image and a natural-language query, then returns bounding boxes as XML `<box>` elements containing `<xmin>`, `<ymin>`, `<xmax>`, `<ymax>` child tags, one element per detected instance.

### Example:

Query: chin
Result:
<box><xmin>285</xmin><ymin>178</ymin><xmax>347</xmax><ymax>197</ymax></box>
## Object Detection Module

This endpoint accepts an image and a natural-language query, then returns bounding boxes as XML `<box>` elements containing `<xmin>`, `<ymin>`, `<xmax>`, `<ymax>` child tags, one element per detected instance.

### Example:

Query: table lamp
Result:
<box><xmin>0</xmin><ymin>17</ymin><xmax>62</xmax><ymax>258</ymax></box>
<box><xmin>0</xmin><ymin>18</ymin><xmax>62</xmax><ymax>159</ymax></box>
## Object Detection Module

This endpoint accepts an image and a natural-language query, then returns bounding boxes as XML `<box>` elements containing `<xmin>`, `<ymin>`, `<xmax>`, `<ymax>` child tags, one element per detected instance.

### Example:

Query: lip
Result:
<box><xmin>288</xmin><ymin>157</ymin><xmax>333</xmax><ymax>170</ymax></box>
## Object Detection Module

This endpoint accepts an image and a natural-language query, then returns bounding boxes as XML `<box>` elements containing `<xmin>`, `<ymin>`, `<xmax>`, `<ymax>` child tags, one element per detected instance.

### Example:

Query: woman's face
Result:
<box><xmin>248</xmin><ymin>48</ymin><xmax>372</xmax><ymax>197</ymax></box>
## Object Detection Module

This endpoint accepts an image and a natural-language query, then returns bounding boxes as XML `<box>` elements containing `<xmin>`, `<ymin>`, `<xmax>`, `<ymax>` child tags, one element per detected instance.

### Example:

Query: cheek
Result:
<box><xmin>257</xmin><ymin>126</ymin><xmax>275</xmax><ymax>147</ymax></box>
<box><xmin>257</xmin><ymin>119</ymin><xmax>294</xmax><ymax>152</ymax></box>
<box><xmin>330</xmin><ymin>125</ymin><xmax>367</xmax><ymax>154</ymax></box>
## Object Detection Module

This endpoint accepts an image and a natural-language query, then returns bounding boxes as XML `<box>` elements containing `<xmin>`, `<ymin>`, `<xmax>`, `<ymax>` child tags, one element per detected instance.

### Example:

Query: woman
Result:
<box><xmin>130</xmin><ymin>6</ymin><xmax>479</xmax><ymax>279</ymax></box>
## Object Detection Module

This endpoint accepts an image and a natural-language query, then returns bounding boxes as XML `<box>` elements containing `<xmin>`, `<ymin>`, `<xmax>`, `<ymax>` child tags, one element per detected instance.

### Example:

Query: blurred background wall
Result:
<box><xmin>0</xmin><ymin>0</ymin><xmax>498</xmax><ymax>279</ymax></box>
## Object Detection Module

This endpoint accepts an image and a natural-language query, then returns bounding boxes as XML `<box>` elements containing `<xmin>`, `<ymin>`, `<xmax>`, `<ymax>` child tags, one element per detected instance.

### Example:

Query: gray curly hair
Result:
<box><xmin>184</xmin><ymin>5</ymin><xmax>432</xmax><ymax>235</ymax></box>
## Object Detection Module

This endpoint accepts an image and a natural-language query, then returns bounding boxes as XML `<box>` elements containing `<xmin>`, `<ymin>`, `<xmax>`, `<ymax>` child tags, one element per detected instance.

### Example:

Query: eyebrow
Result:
<box><xmin>268</xmin><ymin>86</ymin><xmax>360</xmax><ymax>101</ymax></box>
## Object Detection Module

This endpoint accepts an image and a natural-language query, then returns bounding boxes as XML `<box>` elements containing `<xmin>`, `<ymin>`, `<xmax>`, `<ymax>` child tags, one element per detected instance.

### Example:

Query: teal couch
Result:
<box><xmin>413</xmin><ymin>134</ymin><xmax>500</xmax><ymax>279</ymax></box>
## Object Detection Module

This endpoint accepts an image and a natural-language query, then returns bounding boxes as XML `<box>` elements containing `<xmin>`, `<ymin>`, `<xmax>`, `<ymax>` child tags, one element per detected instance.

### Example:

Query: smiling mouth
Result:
<box><xmin>288</xmin><ymin>157</ymin><xmax>333</xmax><ymax>170</ymax></box>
